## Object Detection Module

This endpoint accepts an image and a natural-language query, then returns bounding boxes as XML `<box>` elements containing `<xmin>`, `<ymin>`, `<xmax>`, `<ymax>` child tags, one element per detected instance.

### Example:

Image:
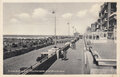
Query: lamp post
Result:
<box><xmin>67</xmin><ymin>22</ymin><xmax>70</xmax><ymax>36</ymax></box>
<box><xmin>72</xmin><ymin>26</ymin><xmax>74</xmax><ymax>35</ymax></box>
<box><xmin>52</xmin><ymin>11</ymin><xmax>57</xmax><ymax>46</ymax></box>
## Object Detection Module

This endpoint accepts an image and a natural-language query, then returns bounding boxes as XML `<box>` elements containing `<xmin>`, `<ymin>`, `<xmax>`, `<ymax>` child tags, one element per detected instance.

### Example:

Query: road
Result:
<box><xmin>45</xmin><ymin>39</ymin><xmax>85</xmax><ymax>74</ymax></box>
<box><xmin>4</xmin><ymin>43</ymin><xmax>64</xmax><ymax>74</ymax></box>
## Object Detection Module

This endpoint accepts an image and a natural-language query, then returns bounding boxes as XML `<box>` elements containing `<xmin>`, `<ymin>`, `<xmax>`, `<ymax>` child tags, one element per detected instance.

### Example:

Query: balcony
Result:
<box><xmin>104</xmin><ymin>10</ymin><xmax>108</xmax><ymax>14</ymax></box>
<box><xmin>102</xmin><ymin>20</ymin><xmax>107</xmax><ymax>27</ymax></box>
<box><xmin>100</xmin><ymin>12</ymin><xmax>108</xmax><ymax>20</ymax></box>
<box><xmin>100</xmin><ymin>3</ymin><xmax>108</xmax><ymax>14</ymax></box>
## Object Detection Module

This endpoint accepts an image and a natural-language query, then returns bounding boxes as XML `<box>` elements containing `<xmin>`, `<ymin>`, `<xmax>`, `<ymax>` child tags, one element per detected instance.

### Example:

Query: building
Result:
<box><xmin>86</xmin><ymin>2</ymin><xmax>117</xmax><ymax>40</ymax></box>
<box><xmin>91</xmin><ymin>21</ymin><xmax>101</xmax><ymax>32</ymax></box>
<box><xmin>91</xmin><ymin>23</ymin><xmax>96</xmax><ymax>32</ymax></box>
<box><xmin>74</xmin><ymin>32</ymin><xmax>80</xmax><ymax>38</ymax></box>
<box><xmin>99</xmin><ymin>2</ymin><xmax>117</xmax><ymax>39</ymax></box>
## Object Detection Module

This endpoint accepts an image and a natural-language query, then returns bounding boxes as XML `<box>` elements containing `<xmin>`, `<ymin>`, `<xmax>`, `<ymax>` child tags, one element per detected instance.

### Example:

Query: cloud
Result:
<box><xmin>32</xmin><ymin>8</ymin><xmax>48</xmax><ymax>19</ymax></box>
<box><xmin>10</xmin><ymin>18</ymin><xmax>19</xmax><ymax>23</ymax></box>
<box><xmin>15</xmin><ymin>13</ymin><xmax>30</xmax><ymax>20</ymax></box>
<box><xmin>62</xmin><ymin>13</ymin><xmax>72</xmax><ymax>19</ymax></box>
<box><xmin>76</xmin><ymin>3</ymin><xmax>103</xmax><ymax>18</ymax></box>
<box><xmin>77</xmin><ymin>10</ymin><xmax>87</xmax><ymax>18</ymax></box>
<box><xmin>10</xmin><ymin>8</ymin><xmax>49</xmax><ymax>24</ymax></box>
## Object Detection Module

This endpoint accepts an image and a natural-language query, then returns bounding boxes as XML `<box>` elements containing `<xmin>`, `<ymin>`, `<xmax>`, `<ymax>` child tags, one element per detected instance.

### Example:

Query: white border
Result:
<box><xmin>0</xmin><ymin>0</ymin><xmax>120</xmax><ymax>77</ymax></box>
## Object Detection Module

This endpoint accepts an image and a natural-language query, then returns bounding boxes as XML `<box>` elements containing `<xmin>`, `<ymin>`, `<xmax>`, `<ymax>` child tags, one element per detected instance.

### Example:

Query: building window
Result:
<box><xmin>89</xmin><ymin>35</ymin><xmax>92</xmax><ymax>39</ymax></box>
<box><xmin>96</xmin><ymin>35</ymin><xmax>99</xmax><ymax>40</ymax></box>
<box><xmin>93</xmin><ymin>35</ymin><xmax>95</xmax><ymax>39</ymax></box>
<box><xmin>86</xmin><ymin>35</ymin><xmax>88</xmax><ymax>39</ymax></box>
<box><xmin>104</xmin><ymin>34</ymin><xmax>106</xmax><ymax>37</ymax></box>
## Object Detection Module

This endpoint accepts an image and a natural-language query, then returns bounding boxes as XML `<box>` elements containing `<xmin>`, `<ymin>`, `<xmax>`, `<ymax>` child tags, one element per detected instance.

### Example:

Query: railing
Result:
<box><xmin>89</xmin><ymin>46</ymin><xmax>116</xmax><ymax>67</ymax></box>
<box><xmin>84</xmin><ymin>37</ymin><xmax>116</xmax><ymax>68</ymax></box>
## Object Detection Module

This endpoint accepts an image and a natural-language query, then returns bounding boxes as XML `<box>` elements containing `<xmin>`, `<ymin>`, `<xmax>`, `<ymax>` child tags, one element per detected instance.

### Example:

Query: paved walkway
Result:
<box><xmin>45</xmin><ymin>39</ymin><xmax>85</xmax><ymax>74</ymax></box>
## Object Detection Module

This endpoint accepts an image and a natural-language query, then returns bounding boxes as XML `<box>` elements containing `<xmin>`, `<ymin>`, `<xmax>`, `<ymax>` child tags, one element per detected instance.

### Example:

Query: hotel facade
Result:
<box><xmin>85</xmin><ymin>2</ymin><xmax>117</xmax><ymax>40</ymax></box>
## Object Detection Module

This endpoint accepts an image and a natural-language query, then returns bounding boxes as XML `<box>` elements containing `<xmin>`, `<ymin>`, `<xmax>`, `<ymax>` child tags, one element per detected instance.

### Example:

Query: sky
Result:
<box><xmin>3</xmin><ymin>2</ymin><xmax>103</xmax><ymax>35</ymax></box>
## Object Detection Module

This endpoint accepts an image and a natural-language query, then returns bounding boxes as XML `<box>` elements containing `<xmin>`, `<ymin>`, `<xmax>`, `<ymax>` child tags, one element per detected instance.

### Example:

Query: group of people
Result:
<box><xmin>58</xmin><ymin>43</ymin><xmax>70</xmax><ymax>60</ymax></box>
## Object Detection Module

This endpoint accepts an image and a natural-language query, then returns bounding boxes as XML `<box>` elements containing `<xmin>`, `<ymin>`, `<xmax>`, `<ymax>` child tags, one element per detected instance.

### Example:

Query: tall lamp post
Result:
<box><xmin>72</xmin><ymin>26</ymin><xmax>74</xmax><ymax>36</ymax></box>
<box><xmin>67</xmin><ymin>22</ymin><xmax>70</xmax><ymax>36</ymax></box>
<box><xmin>52</xmin><ymin>11</ymin><xmax>57</xmax><ymax>46</ymax></box>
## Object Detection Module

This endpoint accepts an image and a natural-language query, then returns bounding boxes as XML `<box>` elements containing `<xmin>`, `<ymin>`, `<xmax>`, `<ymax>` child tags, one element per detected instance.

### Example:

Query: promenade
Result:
<box><xmin>45</xmin><ymin>39</ymin><xmax>85</xmax><ymax>74</ymax></box>
<box><xmin>4</xmin><ymin>38</ymin><xmax>116</xmax><ymax>74</ymax></box>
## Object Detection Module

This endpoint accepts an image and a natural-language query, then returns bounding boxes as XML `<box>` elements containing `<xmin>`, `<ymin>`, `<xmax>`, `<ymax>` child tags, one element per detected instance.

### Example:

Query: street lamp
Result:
<box><xmin>67</xmin><ymin>22</ymin><xmax>70</xmax><ymax>36</ymax></box>
<box><xmin>72</xmin><ymin>26</ymin><xmax>74</xmax><ymax>35</ymax></box>
<box><xmin>52</xmin><ymin>11</ymin><xmax>57</xmax><ymax>46</ymax></box>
